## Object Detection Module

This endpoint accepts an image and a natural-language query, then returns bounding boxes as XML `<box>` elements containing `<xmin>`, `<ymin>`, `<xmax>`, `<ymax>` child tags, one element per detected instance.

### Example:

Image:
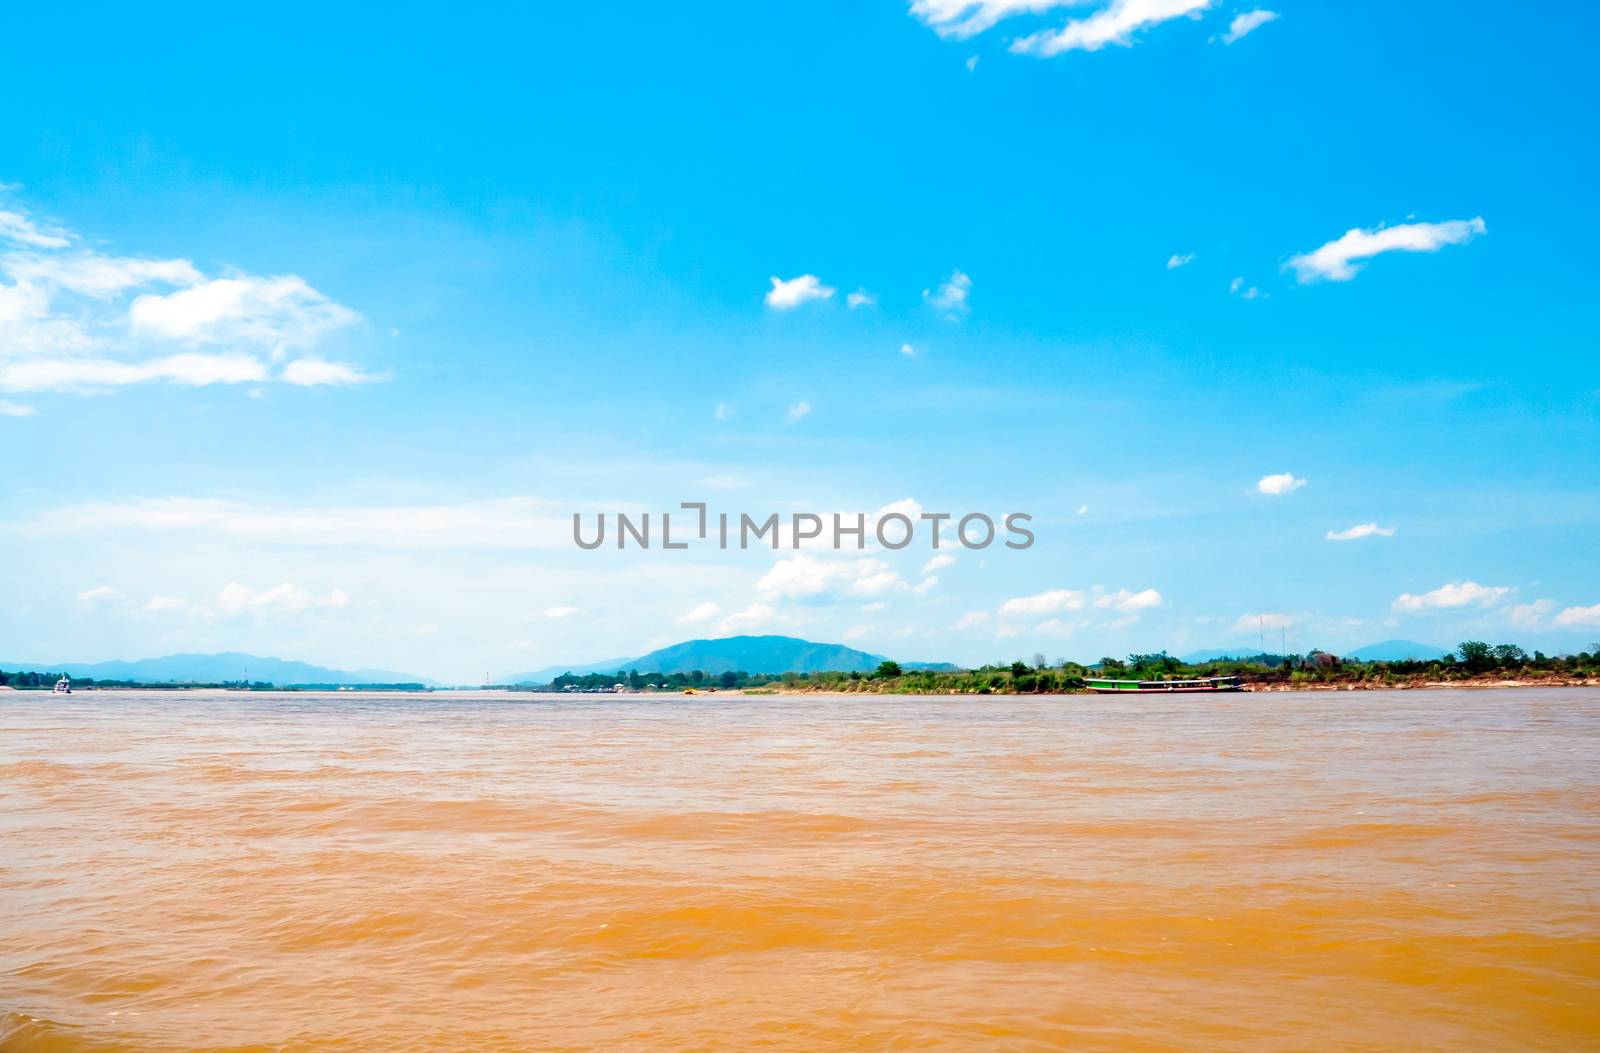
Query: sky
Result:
<box><xmin>2</xmin><ymin>0</ymin><xmax>1597</xmax><ymax>682</ymax></box>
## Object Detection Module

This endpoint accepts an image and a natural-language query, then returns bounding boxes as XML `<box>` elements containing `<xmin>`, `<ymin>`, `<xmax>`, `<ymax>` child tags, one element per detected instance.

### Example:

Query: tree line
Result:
<box><xmin>518</xmin><ymin>643</ymin><xmax>1600</xmax><ymax>695</ymax></box>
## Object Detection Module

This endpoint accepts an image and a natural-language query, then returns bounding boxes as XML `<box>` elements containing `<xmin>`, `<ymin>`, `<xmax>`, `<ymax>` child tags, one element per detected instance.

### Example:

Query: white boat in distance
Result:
<box><xmin>53</xmin><ymin>676</ymin><xmax>72</xmax><ymax>694</ymax></box>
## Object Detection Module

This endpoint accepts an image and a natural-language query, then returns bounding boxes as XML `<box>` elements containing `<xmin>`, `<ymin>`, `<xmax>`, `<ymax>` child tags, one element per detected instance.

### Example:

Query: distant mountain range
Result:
<box><xmin>1343</xmin><ymin>639</ymin><xmax>1451</xmax><ymax>662</ymax></box>
<box><xmin>502</xmin><ymin>634</ymin><xmax>961</xmax><ymax>684</ymax></box>
<box><xmin>0</xmin><ymin>651</ymin><xmax>436</xmax><ymax>687</ymax></box>
<box><xmin>1180</xmin><ymin>639</ymin><xmax>1450</xmax><ymax>663</ymax></box>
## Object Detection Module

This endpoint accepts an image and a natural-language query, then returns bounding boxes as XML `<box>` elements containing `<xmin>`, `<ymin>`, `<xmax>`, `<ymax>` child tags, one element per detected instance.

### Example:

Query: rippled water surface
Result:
<box><xmin>2</xmin><ymin>689</ymin><xmax>1597</xmax><ymax>1051</ymax></box>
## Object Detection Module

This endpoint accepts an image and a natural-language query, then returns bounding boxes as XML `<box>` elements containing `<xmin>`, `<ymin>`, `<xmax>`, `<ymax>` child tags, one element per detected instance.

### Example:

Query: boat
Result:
<box><xmin>53</xmin><ymin>676</ymin><xmax>72</xmax><ymax>695</ymax></box>
<box><xmin>1085</xmin><ymin>675</ymin><xmax>1241</xmax><ymax>694</ymax></box>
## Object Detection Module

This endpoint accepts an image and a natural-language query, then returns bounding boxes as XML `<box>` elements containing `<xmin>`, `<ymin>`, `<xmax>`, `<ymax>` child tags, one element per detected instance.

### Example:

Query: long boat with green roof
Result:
<box><xmin>1085</xmin><ymin>675</ymin><xmax>1242</xmax><ymax>694</ymax></box>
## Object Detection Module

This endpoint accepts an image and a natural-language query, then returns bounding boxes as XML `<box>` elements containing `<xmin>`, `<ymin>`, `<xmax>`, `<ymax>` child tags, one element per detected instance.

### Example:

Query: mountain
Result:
<box><xmin>0</xmin><ymin>651</ymin><xmax>435</xmax><ymax>687</ymax></box>
<box><xmin>1344</xmin><ymin>639</ymin><xmax>1450</xmax><ymax>662</ymax></box>
<box><xmin>501</xmin><ymin>635</ymin><xmax>960</xmax><ymax>683</ymax></box>
<box><xmin>1179</xmin><ymin>648</ymin><xmax>1266</xmax><ymax>663</ymax></box>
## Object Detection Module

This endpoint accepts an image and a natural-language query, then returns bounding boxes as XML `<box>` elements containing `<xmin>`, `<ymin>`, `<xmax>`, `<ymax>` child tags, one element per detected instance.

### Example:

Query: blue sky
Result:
<box><xmin>2</xmin><ymin>1</ymin><xmax>1597</xmax><ymax>681</ymax></box>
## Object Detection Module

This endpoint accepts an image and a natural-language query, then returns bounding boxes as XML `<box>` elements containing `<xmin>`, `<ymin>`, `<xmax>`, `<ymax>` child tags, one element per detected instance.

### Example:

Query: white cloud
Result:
<box><xmin>923</xmin><ymin>270</ymin><xmax>971</xmax><ymax>319</ymax></box>
<box><xmin>1288</xmin><ymin>217</ymin><xmax>1486</xmax><ymax>283</ymax></box>
<box><xmin>764</xmin><ymin>274</ymin><xmax>835</xmax><ymax>309</ymax></box>
<box><xmin>1552</xmin><ymin>604</ymin><xmax>1600</xmax><ymax>628</ymax></box>
<box><xmin>1013</xmin><ymin>0</ymin><xmax>1214</xmax><ymax>56</ymax></box>
<box><xmin>1257</xmin><ymin>472</ymin><xmax>1306</xmax><ymax>495</ymax></box>
<box><xmin>0</xmin><ymin>197</ymin><xmax>373</xmax><ymax>396</ymax></box>
<box><xmin>1229</xmin><ymin>276</ymin><xmax>1262</xmax><ymax>299</ymax></box>
<box><xmin>847</xmin><ymin>289</ymin><xmax>877</xmax><ymax>309</ymax></box>
<box><xmin>1392</xmin><ymin>581</ymin><xmax>1510</xmax><ymax>613</ymax></box>
<box><xmin>714</xmin><ymin>402</ymin><xmax>730</xmax><ymax>420</ymax></box>
<box><xmin>912</xmin><ymin>0</ymin><xmax>1213</xmax><ymax>55</ymax></box>
<box><xmin>1167</xmin><ymin>252</ymin><xmax>1195</xmax><ymax>269</ymax></box>
<box><xmin>1000</xmin><ymin>588</ymin><xmax>1087</xmax><ymax>617</ymax></box>
<box><xmin>0</xmin><ymin>352</ymin><xmax>270</xmax><ymax>393</ymax></box>
<box><xmin>911</xmin><ymin>0</ymin><xmax>1076</xmax><ymax>39</ymax></box>
<box><xmin>0</xmin><ymin>208</ymin><xmax>70</xmax><ymax>249</ymax></box>
<box><xmin>0</xmin><ymin>399</ymin><xmax>35</xmax><ymax>417</ymax></box>
<box><xmin>675</xmin><ymin>602</ymin><xmax>721</xmax><ymax>625</ymax></box>
<box><xmin>721</xmin><ymin>602</ymin><xmax>781</xmax><ymax>633</ymax></box>
<box><xmin>1510</xmin><ymin>599</ymin><xmax>1553</xmax><ymax>628</ymax></box>
<box><xmin>129</xmin><ymin>275</ymin><xmax>358</xmax><ymax>351</ymax></box>
<box><xmin>542</xmin><ymin>606</ymin><xmax>583</xmax><ymax>620</ymax></box>
<box><xmin>280</xmin><ymin>357</ymin><xmax>382</xmax><ymax>387</ymax></box>
<box><xmin>785</xmin><ymin>400</ymin><xmax>812</xmax><ymax>425</ymax></box>
<box><xmin>6</xmin><ymin>253</ymin><xmax>202</xmax><ymax>296</ymax></box>
<box><xmin>77</xmin><ymin>585</ymin><xmax>118</xmax><ymax>604</ymax></box>
<box><xmin>1232</xmin><ymin>611</ymin><xmax>1293</xmax><ymax>634</ymax></box>
<box><xmin>900</xmin><ymin>343</ymin><xmax>917</xmax><ymax>357</ymax></box>
<box><xmin>1326</xmin><ymin>523</ymin><xmax>1396</xmax><ymax>541</ymax></box>
<box><xmin>862</xmin><ymin>601</ymin><xmax>889</xmax><ymax>613</ymax></box>
<box><xmin>218</xmin><ymin>581</ymin><xmax>348</xmax><ymax>616</ymax></box>
<box><xmin>953</xmin><ymin>610</ymin><xmax>991</xmax><ymax>630</ymax></box>
<box><xmin>758</xmin><ymin>554</ymin><xmax>905</xmax><ymax>602</ymax></box>
<box><xmin>1220</xmin><ymin>9</ymin><xmax>1278</xmax><ymax>43</ymax></box>
<box><xmin>1076</xmin><ymin>505</ymin><xmax>1088</xmax><ymax>515</ymax></box>
<box><xmin>1096</xmin><ymin>588</ymin><xmax>1163</xmax><ymax>612</ymax></box>
<box><xmin>966</xmin><ymin>55</ymin><xmax>980</xmax><ymax>71</ymax></box>
<box><xmin>922</xmin><ymin>553</ymin><xmax>956</xmax><ymax>575</ymax></box>
<box><xmin>142</xmin><ymin>595</ymin><xmax>188</xmax><ymax>612</ymax></box>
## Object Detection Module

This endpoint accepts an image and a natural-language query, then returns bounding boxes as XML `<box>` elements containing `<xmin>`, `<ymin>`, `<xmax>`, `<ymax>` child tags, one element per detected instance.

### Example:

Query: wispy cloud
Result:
<box><xmin>1392</xmin><ymin>581</ymin><xmax>1510</xmax><ymax>613</ymax></box>
<box><xmin>142</xmin><ymin>595</ymin><xmax>188</xmax><ymax>612</ymax></box>
<box><xmin>280</xmin><ymin>357</ymin><xmax>384</xmax><ymax>387</ymax></box>
<box><xmin>923</xmin><ymin>270</ymin><xmax>971</xmax><ymax>319</ymax></box>
<box><xmin>1510</xmin><ymin>599</ymin><xmax>1553</xmax><ymax>628</ymax></box>
<box><xmin>1326</xmin><ymin>523</ymin><xmax>1395</xmax><ymax>541</ymax></box>
<box><xmin>784</xmin><ymin>399</ymin><xmax>812</xmax><ymax>425</ymax></box>
<box><xmin>846</xmin><ymin>288</ymin><xmax>877</xmax><ymax>309</ymax></box>
<box><xmin>1016</xmin><ymin>0</ymin><xmax>1213</xmax><ymax>56</ymax></box>
<box><xmin>542</xmin><ymin>606</ymin><xmax>583</xmax><ymax>620</ymax></box>
<box><xmin>1219</xmin><ymin>9</ymin><xmax>1278</xmax><ymax>43</ymax></box>
<box><xmin>913</xmin><ymin>0</ymin><xmax>1216</xmax><ymax>56</ymax></box>
<box><xmin>1257</xmin><ymin>472</ymin><xmax>1305</xmax><ymax>495</ymax></box>
<box><xmin>1167</xmin><ymin>252</ymin><xmax>1195</xmax><ymax>269</ymax></box>
<box><xmin>1288</xmin><ymin>217</ymin><xmax>1486</xmax><ymax>283</ymax></box>
<box><xmin>1232</xmin><ymin>611</ymin><xmax>1293</xmax><ymax>634</ymax></box>
<box><xmin>764</xmin><ymin>274</ymin><xmax>834</xmax><ymax>309</ymax></box>
<box><xmin>899</xmin><ymin>343</ymin><xmax>918</xmax><ymax>358</ymax></box>
<box><xmin>0</xmin><ymin>196</ymin><xmax>375</xmax><ymax>394</ymax></box>
<box><xmin>675</xmin><ymin>602</ymin><xmax>721</xmax><ymax>625</ymax></box>
<box><xmin>1229</xmin><ymin>276</ymin><xmax>1262</xmax><ymax>299</ymax></box>
<box><xmin>0</xmin><ymin>399</ymin><xmax>35</xmax><ymax>417</ymax></box>
<box><xmin>0</xmin><ymin>208</ymin><xmax>70</xmax><ymax>249</ymax></box>
<box><xmin>218</xmin><ymin>582</ymin><xmax>349</xmax><ymax>616</ymax></box>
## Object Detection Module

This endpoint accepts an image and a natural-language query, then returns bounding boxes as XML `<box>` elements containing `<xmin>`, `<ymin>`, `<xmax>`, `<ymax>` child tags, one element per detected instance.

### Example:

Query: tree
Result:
<box><xmin>1457</xmin><ymin>641</ymin><xmax>1493</xmax><ymax>671</ymax></box>
<box><xmin>1031</xmin><ymin>652</ymin><xmax>1048</xmax><ymax>671</ymax></box>
<box><xmin>1099</xmin><ymin>657</ymin><xmax>1126</xmax><ymax>672</ymax></box>
<box><xmin>1491</xmin><ymin>644</ymin><xmax>1527</xmax><ymax>665</ymax></box>
<box><xmin>1010</xmin><ymin>660</ymin><xmax>1030</xmax><ymax>677</ymax></box>
<box><xmin>719</xmin><ymin>670</ymin><xmax>738</xmax><ymax>689</ymax></box>
<box><xmin>875</xmin><ymin>660</ymin><xmax>903</xmax><ymax>679</ymax></box>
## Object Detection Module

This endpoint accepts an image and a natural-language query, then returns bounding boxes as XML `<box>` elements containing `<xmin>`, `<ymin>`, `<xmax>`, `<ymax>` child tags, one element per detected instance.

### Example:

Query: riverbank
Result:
<box><xmin>756</xmin><ymin>673</ymin><xmax>1600</xmax><ymax>695</ymax></box>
